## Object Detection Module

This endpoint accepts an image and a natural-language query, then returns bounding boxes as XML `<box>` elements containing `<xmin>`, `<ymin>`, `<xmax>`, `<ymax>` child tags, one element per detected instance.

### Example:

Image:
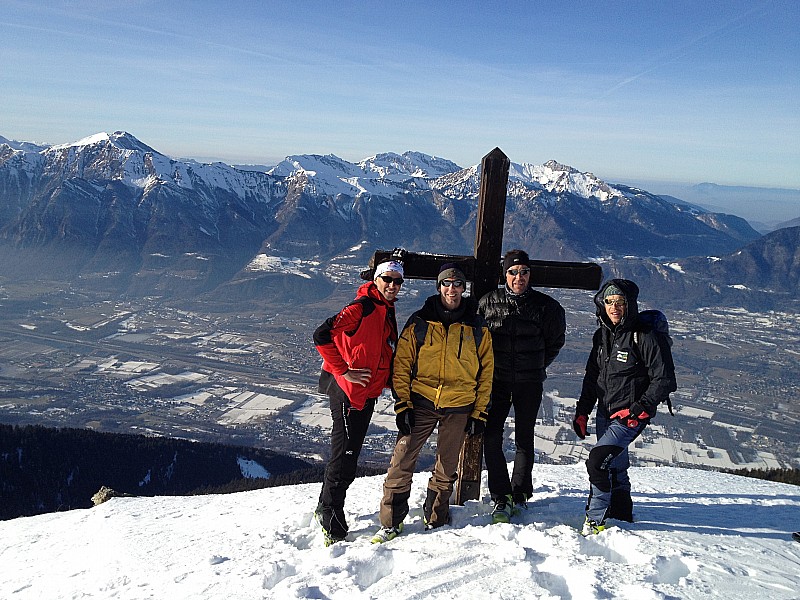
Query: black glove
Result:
<box><xmin>396</xmin><ymin>409</ymin><xmax>414</xmax><ymax>435</ymax></box>
<box><xmin>464</xmin><ymin>417</ymin><xmax>485</xmax><ymax>437</ymax></box>
<box><xmin>572</xmin><ymin>413</ymin><xmax>588</xmax><ymax>440</ymax></box>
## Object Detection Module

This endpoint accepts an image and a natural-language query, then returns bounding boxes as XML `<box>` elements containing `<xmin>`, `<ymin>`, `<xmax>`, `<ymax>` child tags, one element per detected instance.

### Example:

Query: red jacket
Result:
<box><xmin>314</xmin><ymin>282</ymin><xmax>398</xmax><ymax>410</ymax></box>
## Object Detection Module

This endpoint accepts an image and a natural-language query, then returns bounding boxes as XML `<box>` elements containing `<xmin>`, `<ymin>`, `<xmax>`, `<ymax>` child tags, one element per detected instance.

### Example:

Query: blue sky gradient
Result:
<box><xmin>2</xmin><ymin>0</ymin><xmax>798</xmax><ymax>188</ymax></box>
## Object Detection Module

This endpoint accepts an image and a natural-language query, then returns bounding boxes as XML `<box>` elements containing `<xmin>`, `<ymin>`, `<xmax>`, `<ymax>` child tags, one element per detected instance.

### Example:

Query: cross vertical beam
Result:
<box><xmin>454</xmin><ymin>148</ymin><xmax>510</xmax><ymax>504</ymax></box>
<box><xmin>472</xmin><ymin>147</ymin><xmax>510</xmax><ymax>301</ymax></box>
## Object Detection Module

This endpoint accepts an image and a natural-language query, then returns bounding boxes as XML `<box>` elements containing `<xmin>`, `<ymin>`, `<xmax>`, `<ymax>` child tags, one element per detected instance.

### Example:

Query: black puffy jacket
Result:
<box><xmin>478</xmin><ymin>286</ymin><xmax>566</xmax><ymax>384</ymax></box>
<box><xmin>576</xmin><ymin>279</ymin><xmax>677</xmax><ymax>418</ymax></box>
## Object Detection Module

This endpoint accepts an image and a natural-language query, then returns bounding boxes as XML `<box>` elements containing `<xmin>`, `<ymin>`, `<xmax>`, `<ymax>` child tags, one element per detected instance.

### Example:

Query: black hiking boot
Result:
<box><xmin>315</xmin><ymin>504</ymin><xmax>348</xmax><ymax>546</ymax></box>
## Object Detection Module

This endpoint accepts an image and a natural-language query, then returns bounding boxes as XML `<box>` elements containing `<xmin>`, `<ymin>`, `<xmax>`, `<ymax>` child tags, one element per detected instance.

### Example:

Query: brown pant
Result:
<box><xmin>379</xmin><ymin>405</ymin><xmax>469</xmax><ymax>529</ymax></box>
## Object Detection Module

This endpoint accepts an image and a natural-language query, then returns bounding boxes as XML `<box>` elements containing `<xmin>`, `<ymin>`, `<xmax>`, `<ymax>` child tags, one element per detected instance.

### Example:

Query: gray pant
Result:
<box><xmin>379</xmin><ymin>405</ymin><xmax>469</xmax><ymax>529</ymax></box>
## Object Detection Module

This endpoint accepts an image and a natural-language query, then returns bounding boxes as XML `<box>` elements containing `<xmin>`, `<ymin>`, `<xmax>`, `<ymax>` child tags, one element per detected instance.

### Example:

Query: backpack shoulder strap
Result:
<box><xmin>342</xmin><ymin>296</ymin><xmax>376</xmax><ymax>336</ymax></box>
<box><xmin>408</xmin><ymin>316</ymin><xmax>429</xmax><ymax>381</ymax></box>
<box><xmin>351</xmin><ymin>296</ymin><xmax>376</xmax><ymax>318</ymax></box>
<box><xmin>314</xmin><ymin>296</ymin><xmax>376</xmax><ymax>345</ymax></box>
<box><xmin>472</xmin><ymin>323</ymin><xmax>484</xmax><ymax>350</ymax></box>
<box><xmin>472</xmin><ymin>318</ymin><xmax>485</xmax><ymax>367</ymax></box>
<box><xmin>411</xmin><ymin>315</ymin><xmax>428</xmax><ymax>348</ymax></box>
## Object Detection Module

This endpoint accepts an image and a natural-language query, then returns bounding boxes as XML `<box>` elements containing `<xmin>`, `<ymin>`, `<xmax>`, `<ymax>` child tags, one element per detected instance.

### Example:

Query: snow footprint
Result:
<box><xmin>579</xmin><ymin>527</ymin><xmax>647</xmax><ymax>564</ymax></box>
<box><xmin>262</xmin><ymin>559</ymin><xmax>298</xmax><ymax>589</ymax></box>
<box><xmin>346</xmin><ymin>548</ymin><xmax>396</xmax><ymax>589</ymax></box>
<box><xmin>649</xmin><ymin>554</ymin><xmax>694</xmax><ymax>585</ymax></box>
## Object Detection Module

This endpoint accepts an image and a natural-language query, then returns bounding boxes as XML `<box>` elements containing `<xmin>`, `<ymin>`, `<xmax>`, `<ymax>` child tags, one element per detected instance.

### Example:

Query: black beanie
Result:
<box><xmin>503</xmin><ymin>249</ymin><xmax>530</xmax><ymax>272</ymax></box>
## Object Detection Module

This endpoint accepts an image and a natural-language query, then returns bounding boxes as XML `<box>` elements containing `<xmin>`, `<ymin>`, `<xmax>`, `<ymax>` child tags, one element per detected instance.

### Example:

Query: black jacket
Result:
<box><xmin>576</xmin><ymin>279</ymin><xmax>676</xmax><ymax>418</ymax></box>
<box><xmin>478</xmin><ymin>286</ymin><xmax>566</xmax><ymax>384</ymax></box>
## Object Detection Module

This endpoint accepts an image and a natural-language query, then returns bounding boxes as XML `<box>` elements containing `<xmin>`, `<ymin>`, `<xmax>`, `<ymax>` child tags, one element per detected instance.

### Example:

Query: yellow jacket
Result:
<box><xmin>392</xmin><ymin>295</ymin><xmax>493</xmax><ymax>422</ymax></box>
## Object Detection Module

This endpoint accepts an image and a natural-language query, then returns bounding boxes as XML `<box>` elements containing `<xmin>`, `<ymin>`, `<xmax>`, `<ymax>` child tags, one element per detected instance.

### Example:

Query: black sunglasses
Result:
<box><xmin>440</xmin><ymin>279</ymin><xmax>465</xmax><ymax>288</ymax></box>
<box><xmin>507</xmin><ymin>267</ymin><xmax>531</xmax><ymax>276</ymax></box>
<box><xmin>379</xmin><ymin>275</ymin><xmax>404</xmax><ymax>285</ymax></box>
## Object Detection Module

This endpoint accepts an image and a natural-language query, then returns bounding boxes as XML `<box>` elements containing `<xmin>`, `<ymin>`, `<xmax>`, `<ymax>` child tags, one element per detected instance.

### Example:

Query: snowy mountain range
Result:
<box><xmin>2</xmin><ymin>464</ymin><xmax>798</xmax><ymax>599</ymax></box>
<box><xmin>2</xmin><ymin>131</ymin><xmax>795</xmax><ymax>309</ymax></box>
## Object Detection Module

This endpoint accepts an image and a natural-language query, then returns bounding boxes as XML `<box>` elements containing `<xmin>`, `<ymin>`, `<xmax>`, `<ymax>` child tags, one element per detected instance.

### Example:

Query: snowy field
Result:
<box><xmin>1</xmin><ymin>464</ymin><xmax>798</xmax><ymax>599</ymax></box>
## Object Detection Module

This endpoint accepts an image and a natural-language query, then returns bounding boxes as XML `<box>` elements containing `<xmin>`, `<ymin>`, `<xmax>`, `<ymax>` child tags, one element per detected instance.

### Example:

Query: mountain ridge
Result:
<box><xmin>1</xmin><ymin>131</ymin><xmax>791</xmax><ymax>309</ymax></box>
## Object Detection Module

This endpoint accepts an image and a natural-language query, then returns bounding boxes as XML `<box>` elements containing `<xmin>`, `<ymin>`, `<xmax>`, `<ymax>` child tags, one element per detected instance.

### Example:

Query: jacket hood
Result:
<box><xmin>357</xmin><ymin>281</ymin><xmax>394</xmax><ymax>306</ymax></box>
<box><xmin>594</xmin><ymin>278</ymin><xmax>640</xmax><ymax>330</ymax></box>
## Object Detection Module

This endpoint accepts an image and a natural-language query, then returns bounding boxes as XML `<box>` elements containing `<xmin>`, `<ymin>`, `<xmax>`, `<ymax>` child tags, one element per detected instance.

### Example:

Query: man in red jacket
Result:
<box><xmin>313</xmin><ymin>260</ymin><xmax>403</xmax><ymax>545</ymax></box>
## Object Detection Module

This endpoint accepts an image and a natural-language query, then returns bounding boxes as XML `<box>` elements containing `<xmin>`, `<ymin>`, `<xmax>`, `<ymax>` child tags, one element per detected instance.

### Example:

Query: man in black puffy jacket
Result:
<box><xmin>573</xmin><ymin>279</ymin><xmax>676</xmax><ymax>535</ymax></box>
<box><xmin>479</xmin><ymin>249</ymin><xmax>566</xmax><ymax>523</ymax></box>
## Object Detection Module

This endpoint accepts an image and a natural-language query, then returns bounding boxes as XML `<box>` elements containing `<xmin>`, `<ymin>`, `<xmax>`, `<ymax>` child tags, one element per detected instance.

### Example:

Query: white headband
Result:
<box><xmin>374</xmin><ymin>260</ymin><xmax>404</xmax><ymax>279</ymax></box>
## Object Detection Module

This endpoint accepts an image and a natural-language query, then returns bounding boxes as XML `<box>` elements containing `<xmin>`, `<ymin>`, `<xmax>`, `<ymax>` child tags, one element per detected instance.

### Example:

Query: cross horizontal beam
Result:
<box><xmin>362</xmin><ymin>249</ymin><xmax>603</xmax><ymax>291</ymax></box>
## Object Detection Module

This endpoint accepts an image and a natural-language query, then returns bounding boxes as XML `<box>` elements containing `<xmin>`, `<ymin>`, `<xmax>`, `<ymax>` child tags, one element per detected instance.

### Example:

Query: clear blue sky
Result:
<box><xmin>2</xmin><ymin>0</ymin><xmax>798</xmax><ymax>188</ymax></box>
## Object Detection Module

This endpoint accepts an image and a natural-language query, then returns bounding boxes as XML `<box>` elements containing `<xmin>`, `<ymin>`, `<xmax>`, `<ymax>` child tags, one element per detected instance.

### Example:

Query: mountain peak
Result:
<box><xmin>107</xmin><ymin>131</ymin><xmax>159</xmax><ymax>154</ymax></box>
<box><xmin>269</xmin><ymin>153</ymin><xmax>354</xmax><ymax>178</ymax></box>
<box><xmin>359</xmin><ymin>151</ymin><xmax>462</xmax><ymax>179</ymax></box>
<box><xmin>542</xmin><ymin>159</ymin><xmax>578</xmax><ymax>173</ymax></box>
<box><xmin>49</xmin><ymin>131</ymin><xmax>159</xmax><ymax>155</ymax></box>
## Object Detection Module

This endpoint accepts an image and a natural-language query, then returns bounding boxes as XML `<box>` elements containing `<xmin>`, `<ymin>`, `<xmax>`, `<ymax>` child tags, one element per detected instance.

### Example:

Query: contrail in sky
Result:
<box><xmin>593</xmin><ymin>1</ymin><xmax>770</xmax><ymax>101</ymax></box>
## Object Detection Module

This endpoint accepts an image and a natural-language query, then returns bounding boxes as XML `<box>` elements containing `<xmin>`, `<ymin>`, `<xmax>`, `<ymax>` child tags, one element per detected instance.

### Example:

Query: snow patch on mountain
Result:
<box><xmin>359</xmin><ymin>151</ymin><xmax>462</xmax><ymax>179</ymax></box>
<box><xmin>49</xmin><ymin>132</ymin><xmax>115</xmax><ymax>151</ymax></box>
<box><xmin>510</xmin><ymin>159</ymin><xmax>624</xmax><ymax>202</ymax></box>
<box><xmin>237</xmin><ymin>456</ymin><xmax>271</xmax><ymax>479</ymax></box>
<box><xmin>245</xmin><ymin>254</ymin><xmax>322</xmax><ymax>278</ymax></box>
<box><xmin>269</xmin><ymin>152</ymin><xmax>438</xmax><ymax>198</ymax></box>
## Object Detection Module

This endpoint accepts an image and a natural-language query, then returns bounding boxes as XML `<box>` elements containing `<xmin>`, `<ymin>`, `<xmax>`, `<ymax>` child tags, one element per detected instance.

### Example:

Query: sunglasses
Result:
<box><xmin>378</xmin><ymin>275</ymin><xmax>404</xmax><ymax>285</ymax></box>
<box><xmin>507</xmin><ymin>268</ymin><xmax>530</xmax><ymax>277</ymax></box>
<box><xmin>440</xmin><ymin>279</ymin><xmax>465</xmax><ymax>288</ymax></box>
<box><xmin>604</xmin><ymin>298</ymin><xmax>627</xmax><ymax>307</ymax></box>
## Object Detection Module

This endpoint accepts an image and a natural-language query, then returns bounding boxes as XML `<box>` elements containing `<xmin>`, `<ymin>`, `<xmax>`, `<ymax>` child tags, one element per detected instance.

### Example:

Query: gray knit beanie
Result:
<box><xmin>437</xmin><ymin>262</ymin><xmax>466</xmax><ymax>286</ymax></box>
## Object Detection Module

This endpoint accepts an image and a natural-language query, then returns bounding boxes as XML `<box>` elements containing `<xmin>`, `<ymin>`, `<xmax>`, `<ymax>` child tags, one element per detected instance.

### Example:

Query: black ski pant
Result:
<box><xmin>483</xmin><ymin>379</ymin><xmax>543</xmax><ymax>502</ymax></box>
<box><xmin>317</xmin><ymin>376</ymin><xmax>375</xmax><ymax>538</ymax></box>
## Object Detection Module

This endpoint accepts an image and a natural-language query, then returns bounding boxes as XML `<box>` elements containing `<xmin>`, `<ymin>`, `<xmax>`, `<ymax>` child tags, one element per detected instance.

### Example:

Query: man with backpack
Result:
<box><xmin>313</xmin><ymin>260</ymin><xmax>403</xmax><ymax>546</ymax></box>
<box><xmin>573</xmin><ymin>279</ymin><xmax>676</xmax><ymax>535</ymax></box>
<box><xmin>372</xmin><ymin>262</ymin><xmax>493</xmax><ymax>542</ymax></box>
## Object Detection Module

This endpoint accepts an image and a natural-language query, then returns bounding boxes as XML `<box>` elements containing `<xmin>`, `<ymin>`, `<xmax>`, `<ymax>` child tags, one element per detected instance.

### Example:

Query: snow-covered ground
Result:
<box><xmin>2</xmin><ymin>464</ymin><xmax>799</xmax><ymax>599</ymax></box>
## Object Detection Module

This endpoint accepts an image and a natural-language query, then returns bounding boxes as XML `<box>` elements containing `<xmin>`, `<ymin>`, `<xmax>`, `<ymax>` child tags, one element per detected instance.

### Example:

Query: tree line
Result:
<box><xmin>0</xmin><ymin>423</ymin><xmax>313</xmax><ymax>520</ymax></box>
<box><xmin>725</xmin><ymin>467</ymin><xmax>800</xmax><ymax>486</ymax></box>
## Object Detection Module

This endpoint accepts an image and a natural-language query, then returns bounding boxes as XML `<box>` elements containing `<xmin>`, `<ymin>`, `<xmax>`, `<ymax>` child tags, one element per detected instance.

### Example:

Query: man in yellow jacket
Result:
<box><xmin>372</xmin><ymin>263</ymin><xmax>493</xmax><ymax>543</ymax></box>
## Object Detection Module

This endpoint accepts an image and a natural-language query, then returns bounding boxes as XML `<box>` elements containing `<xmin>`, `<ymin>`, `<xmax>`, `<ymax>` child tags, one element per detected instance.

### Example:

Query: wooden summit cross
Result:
<box><xmin>362</xmin><ymin>147</ymin><xmax>603</xmax><ymax>504</ymax></box>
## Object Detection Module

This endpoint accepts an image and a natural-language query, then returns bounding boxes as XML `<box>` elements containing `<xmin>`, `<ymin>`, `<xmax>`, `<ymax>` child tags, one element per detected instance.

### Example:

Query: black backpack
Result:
<box><xmin>634</xmin><ymin>309</ymin><xmax>676</xmax><ymax>415</ymax></box>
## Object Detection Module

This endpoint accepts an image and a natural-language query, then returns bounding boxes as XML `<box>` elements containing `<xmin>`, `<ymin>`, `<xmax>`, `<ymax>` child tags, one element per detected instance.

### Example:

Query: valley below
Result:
<box><xmin>1</xmin><ymin>270</ymin><xmax>797</xmax><ymax>474</ymax></box>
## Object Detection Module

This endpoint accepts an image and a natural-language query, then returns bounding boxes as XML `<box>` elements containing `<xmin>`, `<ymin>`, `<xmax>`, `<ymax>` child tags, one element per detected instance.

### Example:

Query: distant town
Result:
<box><xmin>1</xmin><ymin>279</ymin><xmax>797</xmax><ymax>474</ymax></box>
